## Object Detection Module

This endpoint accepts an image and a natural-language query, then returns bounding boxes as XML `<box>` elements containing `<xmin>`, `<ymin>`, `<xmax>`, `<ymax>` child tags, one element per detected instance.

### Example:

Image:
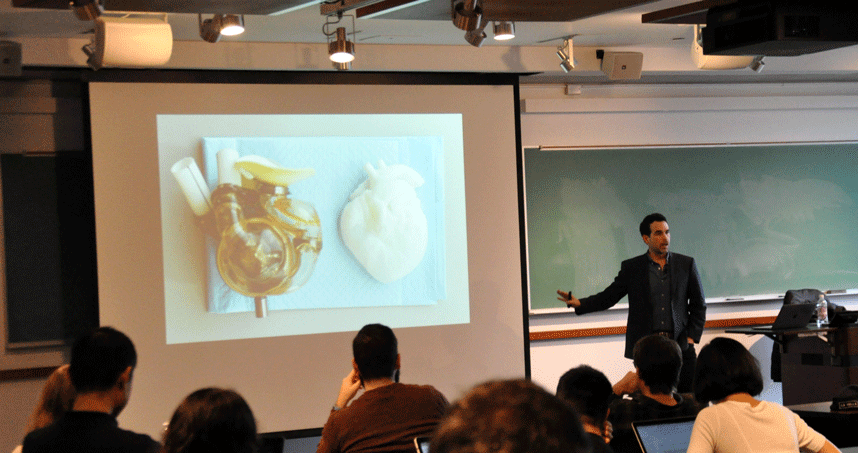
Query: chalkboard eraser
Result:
<box><xmin>724</xmin><ymin>297</ymin><xmax>744</xmax><ymax>301</ymax></box>
<box><xmin>826</xmin><ymin>289</ymin><xmax>847</xmax><ymax>294</ymax></box>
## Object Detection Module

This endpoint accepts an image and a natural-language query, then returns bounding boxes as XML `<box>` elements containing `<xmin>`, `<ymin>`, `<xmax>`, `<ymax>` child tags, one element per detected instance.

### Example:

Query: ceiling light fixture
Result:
<box><xmin>71</xmin><ymin>0</ymin><xmax>103</xmax><ymax>21</ymax></box>
<box><xmin>199</xmin><ymin>14</ymin><xmax>245</xmax><ymax>43</ymax></box>
<box><xmin>749</xmin><ymin>55</ymin><xmax>765</xmax><ymax>73</ymax></box>
<box><xmin>464</xmin><ymin>20</ymin><xmax>488</xmax><ymax>47</ymax></box>
<box><xmin>493</xmin><ymin>21</ymin><xmax>515</xmax><ymax>41</ymax></box>
<box><xmin>557</xmin><ymin>37</ymin><xmax>576</xmax><ymax>73</ymax></box>
<box><xmin>329</xmin><ymin>27</ymin><xmax>355</xmax><ymax>63</ymax></box>
<box><xmin>453</xmin><ymin>0</ymin><xmax>482</xmax><ymax>31</ymax></box>
<box><xmin>323</xmin><ymin>14</ymin><xmax>356</xmax><ymax>67</ymax></box>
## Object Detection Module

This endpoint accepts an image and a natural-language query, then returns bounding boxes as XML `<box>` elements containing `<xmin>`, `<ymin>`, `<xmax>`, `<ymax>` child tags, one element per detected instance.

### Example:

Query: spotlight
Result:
<box><xmin>453</xmin><ymin>0</ymin><xmax>482</xmax><ymax>31</ymax></box>
<box><xmin>557</xmin><ymin>38</ymin><xmax>575</xmax><ymax>73</ymax></box>
<box><xmin>199</xmin><ymin>14</ymin><xmax>245</xmax><ymax>43</ymax></box>
<box><xmin>329</xmin><ymin>27</ymin><xmax>355</xmax><ymax>63</ymax></box>
<box><xmin>464</xmin><ymin>28</ymin><xmax>487</xmax><ymax>47</ymax></box>
<box><xmin>70</xmin><ymin>0</ymin><xmax>102</xmax><ymax>21</ymax></box>
<box><xmin>749</xmin><ymin>55</ymin><xmax>765</xmax><ymax>73</ymax></box>
<box><xmin>493</xmin><ymin>21</ymin><xmax>515</xmax><ymax>41</ymax></box>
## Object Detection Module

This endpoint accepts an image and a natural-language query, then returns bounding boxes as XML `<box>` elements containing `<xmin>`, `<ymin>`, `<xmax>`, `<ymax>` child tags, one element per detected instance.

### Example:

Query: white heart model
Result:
<box><xmin>340</xmin><ymin>160</ymin><xmax>428</xmax><ymax>284</ymax></box>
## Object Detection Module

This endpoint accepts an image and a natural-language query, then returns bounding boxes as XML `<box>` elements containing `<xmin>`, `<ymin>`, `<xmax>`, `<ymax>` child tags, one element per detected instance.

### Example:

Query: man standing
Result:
<box><xmin>22</xmin><ymin>326</ymin><xmax>160</xmax><ymax>453</ymax></box>
<box><xmin>317</xmin><ymin>324</ymin><xmax>448</xmax><ymax>453</ymax></box>
<box><xmin>557</xmin><ymin>213</ymin><xmax>706</xmax><ymax>392</ymax></box>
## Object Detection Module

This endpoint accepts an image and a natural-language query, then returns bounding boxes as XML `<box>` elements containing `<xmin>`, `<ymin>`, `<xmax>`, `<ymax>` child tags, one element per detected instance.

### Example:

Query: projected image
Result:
<box><xmin>156</xmin><ymin>113</ymin><xmax>469</xmax><ymax>345</ymax></box>
<box><xmin>170</xmin><ymin>136</ymin><xmax>447</xmax><ymax>316</ymax></box>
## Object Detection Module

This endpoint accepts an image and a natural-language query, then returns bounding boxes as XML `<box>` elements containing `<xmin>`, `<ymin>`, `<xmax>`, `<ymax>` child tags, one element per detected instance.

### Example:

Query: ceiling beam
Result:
<box><xmin>641</xmin><ymin>0</ymin><xmax>736</xmax><ymax>24</ymax></box>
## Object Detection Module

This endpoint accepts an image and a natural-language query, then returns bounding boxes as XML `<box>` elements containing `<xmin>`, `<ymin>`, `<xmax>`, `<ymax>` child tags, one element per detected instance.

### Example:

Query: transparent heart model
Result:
<box><xmin>171</xmin><ymin>149</ymin><xmax>322</xmax><ymax>317</ymax></box>
<box><xmin>340</xmin><ymin>160</ymin><xmax>428</xmax><ymax>284</ymax></box>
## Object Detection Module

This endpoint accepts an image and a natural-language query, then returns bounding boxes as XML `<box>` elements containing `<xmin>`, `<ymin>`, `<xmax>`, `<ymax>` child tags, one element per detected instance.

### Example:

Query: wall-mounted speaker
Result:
<box><xmin>600</xmin><ymin>51</ymin><xmax>643</xmax><ymax>80</ymax></box>
<box><xmin>0</xmin><ymin>41</ymin><xmax>23</xmax><ymax>77</ymax></box>
<box><xmin>85</xmin><ymin>16</ymin><xmax>173</xmax><ymax>69</ymax></box>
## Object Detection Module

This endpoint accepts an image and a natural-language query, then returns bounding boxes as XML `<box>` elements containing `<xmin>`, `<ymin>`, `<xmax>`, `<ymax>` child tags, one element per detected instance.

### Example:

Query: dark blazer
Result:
<box><xmin>574</xmin><ymin>252</ymin><xmax>706</xmax><ymax>359</ymax></box>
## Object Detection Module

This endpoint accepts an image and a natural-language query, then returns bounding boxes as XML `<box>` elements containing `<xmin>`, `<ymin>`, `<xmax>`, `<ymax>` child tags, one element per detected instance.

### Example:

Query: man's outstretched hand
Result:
<box><xmin>557</xmin><ymin>290</ymin><xmax>581</xmax><ymax>308</ymax></box>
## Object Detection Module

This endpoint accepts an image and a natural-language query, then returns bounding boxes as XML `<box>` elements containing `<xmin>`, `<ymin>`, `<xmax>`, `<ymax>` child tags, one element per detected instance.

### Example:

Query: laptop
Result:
<box><xmin>751</xmin><ymin>303</ymin><xmax>816</xmax><ymax>331</ymax></box>
<box><xmin>632</xmin><ymin>416</ymin><xmax>697</xmax><ymax>453</ymax></box>
<box><xmin>413</xmin><ymin>437</ymin><xmax>431</xmax><ymax>453</ymax></box>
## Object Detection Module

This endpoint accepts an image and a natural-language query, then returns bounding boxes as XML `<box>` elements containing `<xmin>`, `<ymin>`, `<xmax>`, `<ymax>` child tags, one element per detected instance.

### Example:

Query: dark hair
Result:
<box><xmin>693</xmin><ymin>337</ymin><xmax>764</xmax><ymax>404</ymax></box>
<box><xmin>162</xmin><ymin>388</ymin><xmax>258</xmax><ymax>453</ymax></box>
<box><xmin>556</xmin><ymin>365</ymin><xmax>613</xmax><ymax>425</ymax></box>
<box><xmin>432</xmin><ymin>379</ymin><xmax>591</xmax><ymax>453</ymax></box>
<box><xmin>639</xmin><ymin>213</ymin><xmax>667</xmax><ymax>237</ymax></box>
<box><xmin>69</xmin><ymin>326</ymin><xmax>137</xmax><ymax>393</ymax></box>
<box><xmin>352</xmin><ymin>324</ymin><xmax>398</xmax><ymax>381</ymax></box>
<box><xmin>633</xmin><ymin>335</ymin><xmax>682</xmax><ymax>395</ymax></box>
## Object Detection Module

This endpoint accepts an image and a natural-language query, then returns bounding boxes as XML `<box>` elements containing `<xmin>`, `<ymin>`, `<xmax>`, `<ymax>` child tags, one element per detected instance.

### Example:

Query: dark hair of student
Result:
<box><xmin>556</xmin><ymin>365</ymin><xmax>613</xmax><ymax>425</ymax></box>
<box><xmin>162</xmin><ymin>387</ymin><xmax>258</xmax><ymax>453</ymax></box>
<box><xmin>69</xmin><ymin>326</ymin><xmax>137</xmax><ymax>393</ymax></box>
<box><xmin>693</xmin><ymin>337</ymin><xmax>764</xmax><ymax>405</ymax></box>
<box><xmin>639</xmin><ymin>213</ymin><xmax>667</xmax><ymax>237</ymax></box>
<box><xmin>352</xmin><ymin>323</ymin><xmax>398</xmax><ymax>381</ymax></box>
<box><xmin>633</xmin><ymin>334</ymin><xmax>683</xmax><ymax>395</ymax></box>
<box><xmin>432</xmin><ymin>379</ymin><xmax>591</xmax><ymax>453</ymax></box>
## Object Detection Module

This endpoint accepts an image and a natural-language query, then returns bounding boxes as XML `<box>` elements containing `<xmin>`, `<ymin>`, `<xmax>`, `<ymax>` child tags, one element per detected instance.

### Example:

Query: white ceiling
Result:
<box><xmin>3</xmin><ymin>0</ymin><xmax>858</xmax><ymax>83</ymax></box>
<box><xmin>0</xmin><ymin>0</ymin><xmax>694</xmax><ymax>46</ymax></box>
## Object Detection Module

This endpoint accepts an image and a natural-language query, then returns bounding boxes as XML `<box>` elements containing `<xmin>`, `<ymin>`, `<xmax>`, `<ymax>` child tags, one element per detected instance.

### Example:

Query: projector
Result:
<box><xmin>703</xmin><ymin>0</ymin><xmax>858</xmax><ymax>56</ymax></box>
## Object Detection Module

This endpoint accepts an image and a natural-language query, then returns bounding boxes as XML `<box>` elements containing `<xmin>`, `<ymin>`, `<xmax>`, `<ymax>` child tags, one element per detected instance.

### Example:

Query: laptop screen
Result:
<box><xmin>414</xmin><ymin>437</ymin><xmax>431</xmax><ymax>453</ymax></box>
<box><xmin>632</xmin><ymin>416</ymin><xmax>696</xmax><ymax>453</ymax></box>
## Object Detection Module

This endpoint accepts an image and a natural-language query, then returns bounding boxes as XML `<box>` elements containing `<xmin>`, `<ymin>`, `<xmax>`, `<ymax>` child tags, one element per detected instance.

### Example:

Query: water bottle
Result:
<box><xmin>816</xmin><ymin>294</ymin><xmax>829</xmax><ymax>327</ymax></box>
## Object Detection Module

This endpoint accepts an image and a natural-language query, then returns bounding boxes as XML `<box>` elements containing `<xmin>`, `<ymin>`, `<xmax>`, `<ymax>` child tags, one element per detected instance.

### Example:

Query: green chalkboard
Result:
<box><xmin>524</xmin><ymin>144</ymin><xmax>858</xmax><ymax>312</ymax></box>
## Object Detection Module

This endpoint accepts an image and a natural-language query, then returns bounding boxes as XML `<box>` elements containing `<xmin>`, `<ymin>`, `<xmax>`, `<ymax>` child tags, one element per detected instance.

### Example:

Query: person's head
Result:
<box><xmin>162</xmin><ymin>388</ymin><xmax>257</xmax><ymax>453</ymax></box>
<box><xmin>693</xmin><ymin>337</ymin><xmax>764</xmax><ymax>405</ymax></box>
<box><xmin>556</xmin><ymin>365</ymin><xmax>613</xmax><ymax>427</ymax></box>
<box><xmin>633</xmin><ymin>334</ymin><xmax>683</xmax><ymax>395</ymax></box>
<box><xmin>26</xmin><ymin>364</ymin><xmax>76</xmax><ymax>433</ymax></box>
<box><xmin>432</xmin><ymin>379</ymin><xmax>591</xmax><ymax>453</ymax></box>
<box><xmin>352</xmin><ymin>324</ymin><xmax>399</xmax><ymax>382</ymax></box>
<box><xmin>69</xmin><ymin>326</ymin><xmax>137</xmax><ymax>414</ymax></box>
<box><xmin>639</xmin><ymin>213</ymin><xmax>669</xmax><ymax>256</ymax></box>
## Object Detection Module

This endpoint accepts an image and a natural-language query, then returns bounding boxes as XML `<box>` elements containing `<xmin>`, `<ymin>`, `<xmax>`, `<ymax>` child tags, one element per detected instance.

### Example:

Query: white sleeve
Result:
<box><xmin>789</xmin><ymin>410</ymin><xmax>827</xmax><ymax>453</ymax></box>
<box><xmin>687</xmin><ymin>410</ymin><xmax>716</xmax><ymax>453</ymax></box>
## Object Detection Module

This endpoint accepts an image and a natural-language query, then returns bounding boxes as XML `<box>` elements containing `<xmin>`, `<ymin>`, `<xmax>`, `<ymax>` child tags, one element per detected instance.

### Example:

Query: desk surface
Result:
<box><xmin>789</xmin><ymin>401</ymin><xmax>858</xmax><ymax>416</ymax></box>
<box><xmin>788</xmin><ymin>401</ymin><xmax>858</xmax><ymax>448</ymax></box>
<box><xmin>726</xmin><ymin>324</ymin><xmax>837</xmax><ymax>336</ymax></box>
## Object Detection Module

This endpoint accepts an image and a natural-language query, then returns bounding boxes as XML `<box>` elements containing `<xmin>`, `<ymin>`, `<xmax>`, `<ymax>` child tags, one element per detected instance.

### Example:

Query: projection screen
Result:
<box><xmin>89</xmin><ymin>76</ymin><xmax>526</xmax><ymax>437</ymax></box>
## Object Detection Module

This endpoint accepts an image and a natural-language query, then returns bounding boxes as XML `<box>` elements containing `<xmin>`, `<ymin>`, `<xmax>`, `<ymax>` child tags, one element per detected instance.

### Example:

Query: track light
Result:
<box><xmin>557</xmin><ymin>38</ymin><xmax>575</xmax><ymax>73</ymax></box>
<box><xmin>493</xmin><ymin>21</ymin><xmax>515</xmax><ymax>41</ymax></box>
<box><xmin>71</xmin><ymin>0</ymin><xmax>102</xmax><ymax>21</ymax></box>
<box><xmin>464</xmin><ymin>19</ymin><xmax>488</xmax><ymax>47</ymax></box>
<box><xmin>749</xmin><ymin>56</ymin><xmax>765</xmax><ymax>73</ymax></box>
<box><xmin>199</xmin><ymin>14</ymin><xmax>245</xmax><ymax>43</ymax></box>
<box><xmin>453</xmin><ymin>0</ymin><xmax>482</xmax><ymax>31</ymax></box>
<box><xmin>329</xmin><ymin>27</ymin><xmax>355</xmax><ymax>63</ymax></box>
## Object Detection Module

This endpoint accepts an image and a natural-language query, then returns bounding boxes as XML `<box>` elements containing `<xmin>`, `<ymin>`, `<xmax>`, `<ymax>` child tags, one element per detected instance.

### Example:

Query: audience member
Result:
<box><xmin>608</xmin><ymin>334</ymin><xmax>702</xmax><ymax>453</ymax></box>
<box><xmin>162</xmin><ymin>388</ymin><xmax>257</xmax><ymax>453</ymax></box>
<box><xmin>316</xmin><ymin>324</ymin><xmax>448</xmax><ymax>453</ymax></box>
<box><xmin>687</xmin><ymin>337</ymin><xmax>840</xmax><ymax>453</ymax></box>
<box><xmin>22</xmin><ymin>326</ymin><xmax>160</xmax><ymax>453</ymax></box>
<box><xmin>12</xmin><ymin>365</ymin><xmax>77</xmax><ymax>453</ymax></box>
<box><xmin>556</xmin><ymin>366</ymin><xmax>615</xmax><ymax>453</ymax></box>
<box><xmin>432</xmin><ymin>379</ymin><xmax>592</xmax><ymax>453</ymax></box>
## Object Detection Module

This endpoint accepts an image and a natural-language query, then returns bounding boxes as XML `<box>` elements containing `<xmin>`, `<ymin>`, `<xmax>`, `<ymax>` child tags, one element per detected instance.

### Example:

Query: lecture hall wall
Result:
<box><xmin>3</xmin><ymin>37</ymin><xmax>858</xmax><ymax>452</ymax></box>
